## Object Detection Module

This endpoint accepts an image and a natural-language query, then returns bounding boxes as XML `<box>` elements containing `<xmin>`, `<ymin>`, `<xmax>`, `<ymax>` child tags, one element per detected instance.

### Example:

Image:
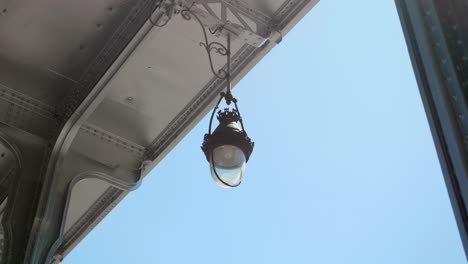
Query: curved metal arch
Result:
<box><xmin>28</xmin><ymin>2</ymin><xmax>156</xmax><ymax>261</ymax></box>
<box><xmin>45</xmin><ymin>170</ymin><xmax>141</xmax><ymax>262</ymax></box>
<box><xmin>0</xmin><ymin>135</ymin><xmax>22</xmax><ymax>191</ymax></box>
<box><xmin>0</xmin><ymin>133</ymin><xmax>23</xmax><ymax>264</ymax></box>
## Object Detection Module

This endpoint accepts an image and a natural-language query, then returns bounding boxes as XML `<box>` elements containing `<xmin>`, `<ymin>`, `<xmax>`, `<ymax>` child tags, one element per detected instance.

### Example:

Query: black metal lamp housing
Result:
<box><xmin>202</xmin><ymin>108</ymin><xmax>254</xmax><ymax>188</ymax></box>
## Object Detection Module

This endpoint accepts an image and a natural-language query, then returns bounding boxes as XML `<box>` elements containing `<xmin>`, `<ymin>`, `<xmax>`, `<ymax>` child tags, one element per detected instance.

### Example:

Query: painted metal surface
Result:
<box><xmin>0</xmin><ymin>0</ymin><xmax>318</xmax><ymax>262</ymax></box>
<box><xmin>395</xmin><ymin>0</ymin><xmax>468</xmax><ymax>257</ymax></box>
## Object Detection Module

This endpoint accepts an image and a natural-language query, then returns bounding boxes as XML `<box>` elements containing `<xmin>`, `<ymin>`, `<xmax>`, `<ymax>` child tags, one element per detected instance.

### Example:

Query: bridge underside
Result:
<box><xmin>0</xmin><ymin>0</ymin><xmax>317</xmax><ymax>263</ymax></box>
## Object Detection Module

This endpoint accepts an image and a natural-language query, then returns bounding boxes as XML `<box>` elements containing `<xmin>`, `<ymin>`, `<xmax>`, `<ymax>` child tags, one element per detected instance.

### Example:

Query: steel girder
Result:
<box><xmin>396</xmin><ymin>0</ymin><xmax>468</xmax><ymax>257</ymax></box>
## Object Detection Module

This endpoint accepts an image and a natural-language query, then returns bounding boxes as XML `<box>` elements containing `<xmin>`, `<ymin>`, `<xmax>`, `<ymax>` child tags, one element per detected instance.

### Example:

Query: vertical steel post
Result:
<box><xmin>395</xmin><ymin>0</ymin><xmax>468</xmax><ymax>256</ymax></box>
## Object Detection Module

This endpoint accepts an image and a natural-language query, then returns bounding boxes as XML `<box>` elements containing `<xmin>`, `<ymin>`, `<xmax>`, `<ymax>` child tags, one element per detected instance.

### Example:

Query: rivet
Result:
<box><xmin>2</xmin><ymin>8</ymin><xmax>7</xmax><ymax>13</ymax></box>
<box><xmin>126</xmin><ymin>96</ymin><xmax>134</xmax><ymax>103</ymax></box>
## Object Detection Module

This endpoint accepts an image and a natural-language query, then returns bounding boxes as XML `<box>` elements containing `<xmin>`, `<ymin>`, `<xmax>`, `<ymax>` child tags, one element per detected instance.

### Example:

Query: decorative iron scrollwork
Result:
<box><xmin>150</xmin><ymin>1</ymin><xmax>229</xmax><ymax>80</ymax></box>
<box><xmin>181</xmin><ymin>8</ymin><xmax>229</xmax><ymax>79</ymax></box>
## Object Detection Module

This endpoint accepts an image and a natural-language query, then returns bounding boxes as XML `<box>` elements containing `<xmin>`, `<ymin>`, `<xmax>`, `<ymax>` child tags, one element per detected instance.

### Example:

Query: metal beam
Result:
<box><xmin>0</xmin><ymin>124</ymin><xmax>48</xmax><ymax>264</ymax></box>
<box><xmin>56</xmin><ymin>0</ymin><xmax>156</xmax><ymax>126</ymax></box>
<box><xmin>195</xmin><ymin>0</ymin><xmax>272</xmax><ymax>36</ymax></box>
<box><xmin>19</xmin><ymin>2</ymin><xmax>157</xmax><ymax>262</ymax></box>
<box><xmin>26</xmin><ymin>131</ymin><xmax>142</xmax><ymax>263</ymax></box>
<box><xmin>0</xmin><ymin>83</ymin><xmax>55</xmax><ymax>139</ymax></box>
<box><xmin>396</xmin><ymin>0</ymin><xmax>468</xmax><ymax>256</ymax></box>
<box><xmin>0</xmin><ymin>121</ymin><xmax>143</xmax><ymax>263</ymax></box>
<box><xmin>204</xmin><ymin>0</ymin><xmax>272</xmax><ymax>27</ymax></box>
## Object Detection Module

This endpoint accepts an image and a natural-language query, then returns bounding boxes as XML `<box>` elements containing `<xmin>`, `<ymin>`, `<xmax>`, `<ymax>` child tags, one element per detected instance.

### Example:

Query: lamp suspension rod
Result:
<box><xmin>227</xmin><ymin>33</ymin><xmax>232</xmax><ymax>96</ymax></box>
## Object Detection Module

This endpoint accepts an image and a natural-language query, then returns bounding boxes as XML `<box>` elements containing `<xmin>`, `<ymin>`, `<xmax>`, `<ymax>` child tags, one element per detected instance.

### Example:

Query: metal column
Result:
<box><xmin>396</xmin><ymin>0</ymin><xmax>468</xmax><ymax>256</ymax></box>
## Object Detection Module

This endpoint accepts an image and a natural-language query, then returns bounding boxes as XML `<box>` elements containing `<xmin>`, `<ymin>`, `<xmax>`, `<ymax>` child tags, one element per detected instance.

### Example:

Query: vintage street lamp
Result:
<box><xmin>199</xmin><ymin>32</ymin><xmax>254</xmax><ymax>188</ymax></box>
<box><xmin>151</xmin><ymin>2</ymin><xmax>255</xmax><ymax>187</ymax></box>
<box><xmin>201</xmin><ymin>93</ymin><xmax>254</xmax><ymax>188</ymax></box>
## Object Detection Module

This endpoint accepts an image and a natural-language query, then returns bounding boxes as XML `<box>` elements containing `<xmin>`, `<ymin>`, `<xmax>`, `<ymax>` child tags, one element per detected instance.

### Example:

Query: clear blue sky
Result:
<box><xmin>65</xmin><ymin>1</ymin><xmax>467</xmax><ymax>263</ymax></box>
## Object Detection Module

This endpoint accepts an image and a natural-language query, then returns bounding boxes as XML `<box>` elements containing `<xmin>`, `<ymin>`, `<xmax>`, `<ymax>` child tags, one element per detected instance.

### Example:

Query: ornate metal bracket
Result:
<box><xmin>181</xmin><ymin>9</ymin><xmax>229</xmax><ymax>80</ymax></box>
<box><xmin>150</xmin><ymin>2</ymin><xmax>230</xmax><ymax>78</ymax></box>
<box><xmin>149</xmin><ymin>1</ymin><xmax>237</xmax><ymax>100</ymax></box>
<box><xmin>149</xmin><ymin>0</ymin><xmax>249</xmax><ymax>132</ymax></box>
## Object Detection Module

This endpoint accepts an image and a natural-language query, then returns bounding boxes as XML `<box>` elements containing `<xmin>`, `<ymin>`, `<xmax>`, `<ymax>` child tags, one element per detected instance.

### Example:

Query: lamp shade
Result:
<box><xmin>210</xmin><ymin>144</ymin><xmax>246</xmax><ymax>187</ymax></box>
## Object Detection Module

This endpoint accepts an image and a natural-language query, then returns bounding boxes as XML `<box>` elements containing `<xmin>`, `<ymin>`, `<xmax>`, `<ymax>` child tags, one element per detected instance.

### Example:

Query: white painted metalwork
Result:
<box><xmin>0</xmin><ymin>0</ymin><xmax>318</xmax><ymax>262</ymax></box>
